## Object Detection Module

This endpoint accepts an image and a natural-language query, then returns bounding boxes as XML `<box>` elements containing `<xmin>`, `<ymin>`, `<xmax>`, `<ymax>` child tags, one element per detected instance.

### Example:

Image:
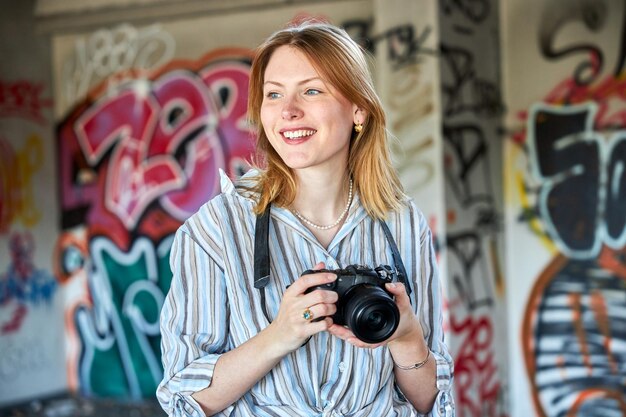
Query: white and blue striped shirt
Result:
<box><xmin>157</xmin><ymin>171</ymin><xmax>454</xmax><ymax>416</ymax></box>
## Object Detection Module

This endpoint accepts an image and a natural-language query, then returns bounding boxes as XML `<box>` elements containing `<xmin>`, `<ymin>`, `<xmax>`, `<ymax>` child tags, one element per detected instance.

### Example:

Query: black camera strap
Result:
<box><xmin>378</xmin><ymin>220</ymin><xmax>411</xmax><ymax>296</ymax></box>
<box><xmin>253</xmin><ymin>206</ymin><xmax>272</xmax><ymax>320</ymax></box>
<box><xmin>253</xmin><ymin>205</ymin><xmax>411</xmax><ymax>321</ymax></box>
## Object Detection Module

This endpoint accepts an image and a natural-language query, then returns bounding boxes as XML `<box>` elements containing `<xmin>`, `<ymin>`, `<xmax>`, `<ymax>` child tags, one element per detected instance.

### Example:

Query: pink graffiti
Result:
<box><xmin>57</xmin><ymin>51</ymin><xmax>254</xmax><ymax>249</ymax></box>
<box><xmin>1</xmin><ymin>303</ymin><xmax>27</xmax><ymax>334</ymax></box>
<box><xmin>544</xmin><ymin>74</ymin><xmax>626</xmax><ymax>128</ymax></box>
<box><xmin>0</xmin><ymin>79</ymin><xmax>52</xmax><ymax>124</ymax></box>
<box><xmin>450</xmin><ymin>311</ymin><xmax>503</xmax><ymax>417</ymax></box>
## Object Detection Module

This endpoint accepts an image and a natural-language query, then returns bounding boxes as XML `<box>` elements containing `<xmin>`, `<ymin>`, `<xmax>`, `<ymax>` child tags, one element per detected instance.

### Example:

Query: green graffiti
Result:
<box><xmin>77</xmin><ymin>236</ymin><xmax>173</xmax><ymax>399</ymax></box>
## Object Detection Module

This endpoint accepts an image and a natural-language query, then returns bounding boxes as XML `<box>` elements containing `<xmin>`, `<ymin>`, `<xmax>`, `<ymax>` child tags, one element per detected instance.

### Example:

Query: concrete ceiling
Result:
<box><xmin>34</xmin><ymin>0</ymin><xmax>333</xmax><ymax>33</ymax></box>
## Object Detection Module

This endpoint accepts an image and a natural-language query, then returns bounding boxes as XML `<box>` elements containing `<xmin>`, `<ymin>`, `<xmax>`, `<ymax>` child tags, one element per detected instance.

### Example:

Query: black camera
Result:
<box><xmin>302</xmin><ymin>264</ymin><xmax>400</xmax><ymax>344</ymax></box>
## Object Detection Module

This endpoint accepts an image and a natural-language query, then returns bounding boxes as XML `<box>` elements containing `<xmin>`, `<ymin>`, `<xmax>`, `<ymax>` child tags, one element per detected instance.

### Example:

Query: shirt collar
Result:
<box><xmin>219</xmin><ymin>168</ymin><xmax>259</xmax><ymax>201</ymax></box>
<box><xmin>220</xmin><ymin>169</ymin><xmax>370</xmax><ymax>250</ymax></box>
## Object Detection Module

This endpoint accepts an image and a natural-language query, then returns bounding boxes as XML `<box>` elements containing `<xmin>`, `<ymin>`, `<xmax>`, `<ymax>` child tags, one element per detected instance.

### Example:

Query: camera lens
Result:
<box><xmin>366</xmin><ymin>311</ymin><xmax>386</xmax><ymax>331</ymax></box>
<box><xmin>343</xmin><ymin>285</ymin><xmax>400</xmax><ymax>344</ymax></box>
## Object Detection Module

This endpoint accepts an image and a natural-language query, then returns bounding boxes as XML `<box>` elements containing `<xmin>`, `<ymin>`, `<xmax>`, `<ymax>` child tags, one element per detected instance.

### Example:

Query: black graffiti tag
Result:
<box><xmin>527</xmin><ymin>103</ymin><xmax>626</xmax><ymax>258</ymax></box>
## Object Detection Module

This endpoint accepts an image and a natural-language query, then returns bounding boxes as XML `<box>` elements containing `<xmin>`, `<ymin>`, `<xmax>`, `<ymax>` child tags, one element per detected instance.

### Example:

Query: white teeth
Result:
<box><xmin>283</xmin><ymin>129</ymin><xmax>315</xmax><ymax>139</ymax></box>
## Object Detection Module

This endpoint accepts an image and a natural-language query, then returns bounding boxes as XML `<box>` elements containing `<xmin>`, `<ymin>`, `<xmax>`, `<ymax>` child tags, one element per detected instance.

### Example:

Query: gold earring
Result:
<box><xmin>354</xmin><ymin>123</ymin><xmax>363</xmax><ymax>133</ymax></box>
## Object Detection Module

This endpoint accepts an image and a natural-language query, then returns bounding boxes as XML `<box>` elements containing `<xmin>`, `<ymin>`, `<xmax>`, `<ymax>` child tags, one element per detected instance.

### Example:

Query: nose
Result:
<box><xmin>281</xmin><ymin>96</ymin><xmax>303</xmax><ymax>120</ymax></box>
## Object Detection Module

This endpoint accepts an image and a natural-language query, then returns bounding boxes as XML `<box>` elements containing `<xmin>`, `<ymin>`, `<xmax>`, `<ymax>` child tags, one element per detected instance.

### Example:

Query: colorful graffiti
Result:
<box><xmin>517</xmin><ymin>0</ymin><xmax>626</xmax><ymax>415</ymax></box>
<box><xmin>439</xmin><ymin>0</ymin><xmax>508</xmax><ymax>415</ymax></box>
<box><xmin>0</xmin><ymin>79</ymin><xmax>52</xmax><ymax>125</ymax></box>
<box><xmin>61</xmin><ymin>24</ymin><xmax>176</xmax><ymax>108</ymax></box>
<box><xmin>0</xmin><ymin>231</ymin><xmax>57</xmax><ymax>334</ymax></box>
<box><xmin>0</xmin><ymin>135</ymin><xmax>44</xmax><ymax>234</ymax></box>
<box><xmin>0</xmin><ymin>133</ymin><xmax>54</xmax><ymax>334</ymax></box>
<box><xmin>56</xmin><ymin>47</ymin><xmax>255</xmax><ymax>398</ymax></box>
<box><xmin>342</xmin><ymin>17</ymin><xmax>440</xmax><ymax>222</ymax></box>
<box><xmin>74</xmin><ymin>236</ymin><xmax>172</xmax><ymax>398</ymax></box>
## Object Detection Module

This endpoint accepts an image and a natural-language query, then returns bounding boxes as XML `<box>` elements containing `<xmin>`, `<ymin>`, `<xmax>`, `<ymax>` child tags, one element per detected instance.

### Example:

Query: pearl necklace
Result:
<box><xmin>293</xmin><ymin>180</ymin><xmax>353</xmax><ymax>230</ymax></box>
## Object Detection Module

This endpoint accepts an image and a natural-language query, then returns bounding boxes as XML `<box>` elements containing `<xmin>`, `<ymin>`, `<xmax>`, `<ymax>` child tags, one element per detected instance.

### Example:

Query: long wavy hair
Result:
<box><xmin>247</xmin><ymin>22</ymin><xmax>405</xmax><ymax>219</ymax></box>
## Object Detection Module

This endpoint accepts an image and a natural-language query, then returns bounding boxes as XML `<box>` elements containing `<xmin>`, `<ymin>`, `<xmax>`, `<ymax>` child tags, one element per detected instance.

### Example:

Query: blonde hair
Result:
<box><xmin>248</xmin><ymin>21</ymin><xmax>404</xmax><ymax>219</ymax></box>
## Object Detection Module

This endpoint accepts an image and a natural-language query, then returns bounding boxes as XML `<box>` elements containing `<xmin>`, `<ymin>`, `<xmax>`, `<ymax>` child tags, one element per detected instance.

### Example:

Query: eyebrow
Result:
<box><xmin>263</xmin><ymin>77</ymin><xmax>324</xmax><ymax>87</ymax></box>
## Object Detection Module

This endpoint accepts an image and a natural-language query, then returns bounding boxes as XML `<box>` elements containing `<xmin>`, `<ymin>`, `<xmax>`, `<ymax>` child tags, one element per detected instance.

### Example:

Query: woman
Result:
<box><xmin>157</xmin><ymin>21</ymin><xmax>454</xmax><ymax>417</ymax></box>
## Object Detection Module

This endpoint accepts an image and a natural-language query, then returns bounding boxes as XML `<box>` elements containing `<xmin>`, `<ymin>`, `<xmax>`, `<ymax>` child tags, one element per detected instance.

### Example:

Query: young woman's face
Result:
<box><xmin>260</xmin><ymin>45</ymin><xmax>359</xmax><ymax>174</ymax></box>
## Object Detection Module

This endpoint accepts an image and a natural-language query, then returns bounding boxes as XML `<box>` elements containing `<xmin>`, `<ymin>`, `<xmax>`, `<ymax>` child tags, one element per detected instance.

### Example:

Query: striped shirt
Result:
<box><xmin>157</xmin><ymin>171</ymin><xmax>455</xmax><ymax>417</ymax></box>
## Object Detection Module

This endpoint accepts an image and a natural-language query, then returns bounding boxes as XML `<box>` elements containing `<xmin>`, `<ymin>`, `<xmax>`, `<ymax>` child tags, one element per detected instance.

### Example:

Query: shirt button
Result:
<box><xmin>338</xmin><ymin>361</ymin><xmax>346</xmax><ymax>372</ymax></box>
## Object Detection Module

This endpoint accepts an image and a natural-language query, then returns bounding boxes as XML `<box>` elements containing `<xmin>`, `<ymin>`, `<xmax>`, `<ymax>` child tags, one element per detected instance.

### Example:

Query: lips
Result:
<box><xmin>281</xmin><ymin>129</ymin><xmax>316</xmax><ymax>140</ymax></box>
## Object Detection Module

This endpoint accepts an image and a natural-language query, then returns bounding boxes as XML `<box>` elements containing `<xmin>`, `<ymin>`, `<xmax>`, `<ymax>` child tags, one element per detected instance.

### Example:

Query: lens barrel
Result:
<box><xmin>343</xmin><ymin>285</ymin><xmax>400</xmax><ymax>343</ymax></box>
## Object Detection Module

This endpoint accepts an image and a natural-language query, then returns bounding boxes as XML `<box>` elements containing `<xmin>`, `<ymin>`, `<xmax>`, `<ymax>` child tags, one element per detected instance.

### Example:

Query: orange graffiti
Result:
<box><xmin>567</xmin><ymin>389</ymin><xmax>626</xmax><ymax>416</ymax></box>
<box><xmin>54</xmin><ymin>230</ymin><xmax>91</xmax><ymax>391</ymax></box>
<box><xmin>0</xmin><ymin>134</ymin><xmax>44</xmax><ymax>233</ymax></box>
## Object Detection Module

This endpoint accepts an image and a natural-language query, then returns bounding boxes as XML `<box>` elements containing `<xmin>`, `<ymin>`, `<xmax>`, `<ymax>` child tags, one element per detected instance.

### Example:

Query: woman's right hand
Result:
<box><xmin>266</xmin><ymin>262</ymin><xmax>339</xmax><ymax>353</ymax></box>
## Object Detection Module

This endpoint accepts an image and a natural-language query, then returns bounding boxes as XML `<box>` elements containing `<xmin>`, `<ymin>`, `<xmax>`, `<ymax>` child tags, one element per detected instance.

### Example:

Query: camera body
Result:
<box><xmin>303</xmin><ymin>264</ymin><xmax>400</xmax><ymax>344</ymax></box>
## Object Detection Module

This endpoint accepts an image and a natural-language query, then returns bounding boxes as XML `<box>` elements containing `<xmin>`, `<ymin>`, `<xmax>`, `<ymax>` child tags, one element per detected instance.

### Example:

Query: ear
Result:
<box><xmin>353</xmin><ymin>105</ymin><xmax>366</xmax><ymax>125</ymax></box>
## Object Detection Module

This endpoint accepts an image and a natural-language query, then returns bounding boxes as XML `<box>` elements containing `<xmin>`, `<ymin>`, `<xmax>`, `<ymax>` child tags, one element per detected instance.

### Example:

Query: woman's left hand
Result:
<box><xmin>328</xmin><ymin>282</ymin><xmax>424</xmax><ymax>349</ymax></box>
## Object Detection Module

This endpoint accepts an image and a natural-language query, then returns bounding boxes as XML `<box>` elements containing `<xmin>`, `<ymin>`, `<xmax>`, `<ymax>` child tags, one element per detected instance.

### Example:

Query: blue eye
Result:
<box><xmin>305</xmin><ymin>89</ymin><xmax>321</xmax><ymax>96</ymax></box>
<box><xmin>266</xmin><ymin>92</ymin><xmax>281</xmax><ymax>99</ymax></box>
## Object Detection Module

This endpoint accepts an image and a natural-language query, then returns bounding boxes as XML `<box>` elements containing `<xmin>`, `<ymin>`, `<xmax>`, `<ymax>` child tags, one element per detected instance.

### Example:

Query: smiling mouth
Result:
<box><xmin>282</xmin><ymin>129</ymin><xmax>316</xmax><ymax>140</ymax></box>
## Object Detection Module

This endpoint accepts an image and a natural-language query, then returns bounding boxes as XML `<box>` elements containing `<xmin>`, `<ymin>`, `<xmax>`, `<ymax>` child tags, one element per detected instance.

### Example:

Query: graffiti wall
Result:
<box><xmin>0</xmin><ymin>0</ymin><xmax>66</xmax><ymax>405</ymax></box>
<box><xmin>502</xmin><ymin>0</ymin><xmax>626</xmax><ymax>415</ymax></box>
<box><xmin>370</xmin><ymin>0</ymin><xmax>445</xmax><ymax>231</ymax></box>
<box><xmin>439</xmin><ymin>0</ymin><xmax>508</xmax><ymax>415</ymax></box>
<box><xmin>49</xmin><ymin>1</ymin><xmax>386</xmax><ymax>400</ymax></box>
<box><xmin>4</xmin><ymin>0</ymin><xmax>458</xmax><ymax>406</ymax></box>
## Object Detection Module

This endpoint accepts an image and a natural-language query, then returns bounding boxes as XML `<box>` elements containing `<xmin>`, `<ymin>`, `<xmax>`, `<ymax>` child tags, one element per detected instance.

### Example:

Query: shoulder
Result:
<box><xmin>178</xmin><ymin>170</ymin><xmax>258</xmax><ymax>242</ymax></box>
<box><xmin>199</xmin><ymin>169</ymin><xmax>258</xmax><ymax>215</ymax></box>
<box><xmin>387</xmin><ymin>196</ymin><xmax>428</xmax><ymax>229</ymax></box>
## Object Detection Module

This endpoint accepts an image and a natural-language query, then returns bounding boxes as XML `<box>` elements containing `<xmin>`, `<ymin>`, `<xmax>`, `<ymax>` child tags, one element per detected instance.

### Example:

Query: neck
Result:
<box><xmin>291</xmin><ymin>174</ymin><xmax>353</xmax><ymax>230</ymax></box>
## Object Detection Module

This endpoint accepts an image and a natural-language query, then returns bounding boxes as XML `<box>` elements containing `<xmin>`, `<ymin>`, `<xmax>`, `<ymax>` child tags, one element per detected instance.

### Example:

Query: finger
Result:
<box><xmin>305</xmin><ymin>317</ymin><xmax>333</xmax><ymax>334</ymax></box>
<box><xmin>302</xmin><ymin>287</ymin><xmax>339</xmax><ymax>307</ymax></box>
<box><xmin>312</xmin><ymin>261</ymin><xmax>326</xmax><ymax>270</ymax></box>
<box><xmin>288</xmin><ymin>270</ymin><xmax>337</xmax><ymax>295</ymax></box>
<box><xmin>301</xmin><ymin>301</ymin><xmax>337</xmax><ymax>323</ymax></box>
<box><xmin>385</xmin><ymin>282</ymin><xmax>411</xmax><ymax>308</ymax></box>
<box><xmin>384</xmin><ymin>281</ymin><xmax>405</xmax><ymax>295</ymax></box>
<box><xmin>328</xmin><ymin>324</ymin><xmax>385</xmax><ymax>349</ymax></box>
<box><xmin>328</xmin><ymin>323</ymin><xmax>352</xmax><ymax>340</ymax></box>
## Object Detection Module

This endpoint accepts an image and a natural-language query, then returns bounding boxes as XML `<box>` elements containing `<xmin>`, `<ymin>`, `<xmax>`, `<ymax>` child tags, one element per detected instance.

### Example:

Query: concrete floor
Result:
<box><xmin>0</xmin><ymin>393</ymin><xmax>165</xmax><ymax>417</ymax></box>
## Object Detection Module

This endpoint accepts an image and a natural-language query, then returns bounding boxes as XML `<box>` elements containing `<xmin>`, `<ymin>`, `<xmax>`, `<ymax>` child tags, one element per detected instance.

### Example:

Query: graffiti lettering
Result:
<box><xmin>0</xmin><ymin>80</ymin><xmax>52</xmax><ymax>124</ymax></box>
<box><xmin>450</xmin><ymin>312</ymin><xmax>502</xmax><ymax>417</ymax></box>
<box><xmin>441</xmin><ymin>0</ymin><xmax>491</xmax><ymax>24</ymax></box>
<box><xmin>523</xmin><ymin>255</ymin><xmax>626</xmax><ymax>417</ymax></box>
<box><xmin>0</xmin><ymin>231</ymin><xmax>57</xmax><ymax>307</ymax></box>
<box><xmin>527</xmin><ymin>102</ymin><xmax>626</xmax><ymax>258</ymax></box>
<box><xmin>538</xmin><ymin>0</ymin><xmax>626</xmax><ymax>85</ymax></box>
<box><xmin>440</xmin><ymin>45</ymin><xmax>503</xmax><ymax>117</ymax></box>
<box><xmin>447</xmin><ymin>232</ymin><xmax>494</xmax><ymax>310</ymax></box>
<box><xmin>62</xmin><ymin>24</ymin><xmax>175</xmax><ymax>105</ymax></box>
<box><xmin>58</xmin><ymin>53</ymin><xmax>253</xmax><ymax>249</ymax></box>
<box><xmin>74</xmin><ymin>74</ymin><xmax>220</xmax><ymax>230</ymax></box>
<box><xmin>543</xmin><ymin>75</ymin><xmax>626</xmax><ymax>129</ymax></box>
<box><xmin>0</xmin><ymin>135</ymin><xmax>44</xmax><ymax>233</ymax></box>
<box><xmin>342</xmin><ymin>20</ymin><xmax>437</xmax><ymax>69</ymax></box>
<box><xmin>439</xmin><ymin>0</ymin><xmax>507</xmax><ymax>414</ymax></box>
<box><xmin>57</xmin><ymin>50</ymin><xmax>254</xmax><ymax>399</ymax></box>
<box><xmin>75</xmin><ymin>236</ymin><xmax>171</xmax><ymax>398</ymax></box>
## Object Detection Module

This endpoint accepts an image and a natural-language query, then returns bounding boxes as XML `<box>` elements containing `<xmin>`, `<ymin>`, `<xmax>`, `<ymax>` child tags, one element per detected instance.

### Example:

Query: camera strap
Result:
<box><xmin>253</xmin><ymin>206</ymin><xmax>271</xmax><ymax>319</ymax></box>
<box><xmin>378</xmin><ymin>220</ymin><xmax>411</xmax><ymax>296</ymax></box>
<box><xmin>253</xmin><ymin>205</ymin><xmax>412</xmax><ymax>321</ymax></box>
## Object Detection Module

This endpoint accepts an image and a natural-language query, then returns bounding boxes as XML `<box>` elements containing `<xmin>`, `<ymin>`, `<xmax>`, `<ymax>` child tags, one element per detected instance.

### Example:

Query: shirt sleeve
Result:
<box><xmin>156</xmin><ymin>224</ymin><xmax>230</xmax><ymax>417</ymax></box>
<box><xmin>415</xmin><ymin>210</ymin><xmax>455</xmax><ymax>417</ymax></box>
